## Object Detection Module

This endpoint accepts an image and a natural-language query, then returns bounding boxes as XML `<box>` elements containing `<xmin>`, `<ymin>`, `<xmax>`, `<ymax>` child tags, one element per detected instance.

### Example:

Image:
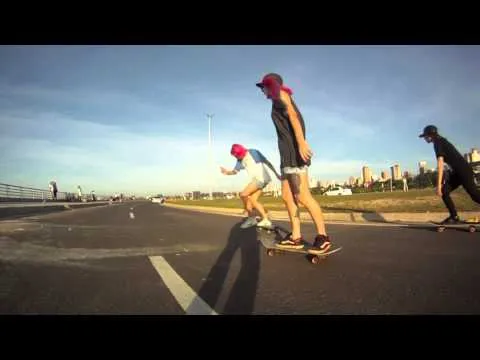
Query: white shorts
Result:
<box><xmin>250</xmin><ymin>167</ymin><xmax>272</xmax><ymax>189</ymax></box>
<box><xmin>251</xmin><ymin>178</ymin><xmax>270</xmax><ymax>189</ymax></box>
<box><xmin>281</xmin><ymin>165</ymin><xmax>308</xmax><ymax>176</ymax></box>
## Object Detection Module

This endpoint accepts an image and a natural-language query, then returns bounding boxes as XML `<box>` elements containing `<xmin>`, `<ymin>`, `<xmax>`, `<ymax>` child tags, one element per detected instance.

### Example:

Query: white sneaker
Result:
<box><xmin>240</xmin><ymin>217</ymin><xmax>258</xmax><ymax>229</ymax></box>
<box><xmin>256</xmin><ymin>218</ymin><xmax>273</xmax><ymax>229</ymax></box>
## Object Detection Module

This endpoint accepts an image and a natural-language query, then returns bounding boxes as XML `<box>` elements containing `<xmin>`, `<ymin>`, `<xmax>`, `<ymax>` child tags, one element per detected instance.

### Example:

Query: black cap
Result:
<box><xmin>419</xmin><ymin>125</ymin><xmax>438</xmax><ymax>138</ymax></box>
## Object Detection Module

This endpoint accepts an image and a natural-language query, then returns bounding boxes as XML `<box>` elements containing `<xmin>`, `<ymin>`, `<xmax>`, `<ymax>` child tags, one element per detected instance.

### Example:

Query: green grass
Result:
<box><xmin>170</xmin><ymin>188</ymin><xmax>480</xmax><ymax>213</ymax></box>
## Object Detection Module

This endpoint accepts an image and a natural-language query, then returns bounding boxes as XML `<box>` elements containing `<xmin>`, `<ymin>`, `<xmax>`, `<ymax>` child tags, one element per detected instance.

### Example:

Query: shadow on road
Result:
<box><xmin>324</xmin><ymin>207</ymin><xmax>387</xmax><ymax>223</ymax></box>
<box><xmin>361</xmin><ymin>212</ymin><xmax>387</xmax><ymax>223</ymax></box>
<box><xmin>196</xmin><ymin>222</ymin><xmax>260</xmax><ymax>315</ymax></box>
<box><xmin>402</xmin><ymin>223</ymin><xmax>472</xmax><ymax>233</ymax></box>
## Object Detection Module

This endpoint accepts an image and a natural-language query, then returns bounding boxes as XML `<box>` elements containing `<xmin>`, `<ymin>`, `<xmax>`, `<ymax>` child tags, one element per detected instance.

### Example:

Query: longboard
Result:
<box><xmin>430</xmin><ymin>220</ymin><xmax>480</xmax><ymax>233</ymax></box>
<box><xmin>256</xmin><ymin>224</ymin><xmax>342</xmax><ymax>264</ymax></box>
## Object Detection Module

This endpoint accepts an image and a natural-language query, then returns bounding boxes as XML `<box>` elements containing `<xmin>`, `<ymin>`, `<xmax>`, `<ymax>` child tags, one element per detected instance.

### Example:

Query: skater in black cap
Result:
<box><xmin>419</xmin><ymin>125</ymin><xmax>480</xmax><ymax>224</ymax></box>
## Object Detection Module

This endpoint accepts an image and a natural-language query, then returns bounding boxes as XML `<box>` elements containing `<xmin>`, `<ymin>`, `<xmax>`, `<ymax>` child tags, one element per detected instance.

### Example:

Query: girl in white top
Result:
<box><xmin>220</xmin><ymin>144</ymin><xmax>280</xmax><ymax>229</ymax></box>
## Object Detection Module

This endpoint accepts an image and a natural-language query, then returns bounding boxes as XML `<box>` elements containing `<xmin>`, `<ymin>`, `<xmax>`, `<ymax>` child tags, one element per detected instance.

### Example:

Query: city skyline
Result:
<box><xmin>302</xmin><ymin>147</ymin><xmax>480</xmax><ymax>191</ymax></box>
<box><xmin>1</xmin><ymin>46</ymin><xmax>480</xmax><ymax>195</ymax></box>
<box><xmin>128</xmin><ymin>148</ymin><xmax>480</xmax><ymax>196</ymax></box>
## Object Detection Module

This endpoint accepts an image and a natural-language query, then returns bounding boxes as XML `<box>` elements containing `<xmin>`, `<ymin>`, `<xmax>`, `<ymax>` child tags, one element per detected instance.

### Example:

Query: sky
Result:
<box><xmin>0</xmin><ymin>45</ymin><xmax>479</xmax><ymax>196</ymax></box>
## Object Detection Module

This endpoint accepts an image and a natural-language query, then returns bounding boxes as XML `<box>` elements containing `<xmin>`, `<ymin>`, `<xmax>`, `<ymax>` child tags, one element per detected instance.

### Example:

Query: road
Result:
<box><xmin>1</xmin><ymin>201</ymin><xmax>479</xmax><ymax>314</ymax></box>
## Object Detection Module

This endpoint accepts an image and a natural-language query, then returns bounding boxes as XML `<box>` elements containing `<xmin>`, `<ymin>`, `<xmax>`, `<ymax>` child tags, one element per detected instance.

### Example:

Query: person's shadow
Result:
<box><xmin>194</xmin><ymin>222</ymin><xmax>260</xmax><ymax>315</ymax></box>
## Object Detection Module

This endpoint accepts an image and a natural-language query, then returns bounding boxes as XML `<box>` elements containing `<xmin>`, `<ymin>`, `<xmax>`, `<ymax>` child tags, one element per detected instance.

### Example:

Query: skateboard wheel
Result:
<box><xmin>311</xmin><ymin>256</ymin><xmax>319</xmax><ymax>264</ymax></box>
<box><xmin>437</xmin><ymin>226</ymin><xmax>445</xmax><ymax>233</ymax></box>
<box><xmin>267</xmin><ymin>249</ymin><xmax>275</xmax><ymax>257</ymax></box>
<box><xmin>468</xmin><ymin>226</ymin><xmax>476</xmax><ymax>233</ymax></box>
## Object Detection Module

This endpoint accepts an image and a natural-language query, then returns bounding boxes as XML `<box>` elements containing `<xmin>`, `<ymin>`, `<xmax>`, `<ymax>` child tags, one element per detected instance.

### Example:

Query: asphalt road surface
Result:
<box><xmin>1</xmin><ymin>201</ymin><xmax>479</xmax><ymax>315</ymax></box>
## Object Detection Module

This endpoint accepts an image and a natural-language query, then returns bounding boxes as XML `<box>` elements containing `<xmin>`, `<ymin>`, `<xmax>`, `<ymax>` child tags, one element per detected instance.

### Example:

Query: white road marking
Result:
<box><xmin>148</xmin><ymin>256</ymin><xmax>219</xmax><ymax>315</ymax></box>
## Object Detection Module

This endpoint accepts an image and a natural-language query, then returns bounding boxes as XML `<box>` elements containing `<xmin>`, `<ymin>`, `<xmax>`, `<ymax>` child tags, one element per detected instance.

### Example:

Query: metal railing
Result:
<box><xmin>0</xmin><ymin>183</ymin><xmax>106</xmax><ymax>202</ymax></box>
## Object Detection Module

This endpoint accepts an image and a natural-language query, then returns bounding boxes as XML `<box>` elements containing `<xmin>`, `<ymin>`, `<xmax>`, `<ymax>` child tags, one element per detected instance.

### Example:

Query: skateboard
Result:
<box><xmin>430</xmin><ymin>220</ymin><xmax>480</xmax><ymax>233</ymax></box>
<box><xmin>256</xmin><ymin>224</ymin><xmax>342</xmax><ymax>264</ymax></box>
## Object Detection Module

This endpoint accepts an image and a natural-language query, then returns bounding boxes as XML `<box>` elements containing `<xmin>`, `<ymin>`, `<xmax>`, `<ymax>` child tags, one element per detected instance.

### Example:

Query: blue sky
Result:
<box><xmin>0</xmin><ymin>45</ymin><xmax>479</xmax><ymax>196</ymax></box>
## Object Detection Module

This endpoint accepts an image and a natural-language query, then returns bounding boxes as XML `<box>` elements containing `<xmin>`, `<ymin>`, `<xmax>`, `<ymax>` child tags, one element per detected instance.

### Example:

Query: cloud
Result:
<box><xmin>2</xmin><ymin>48</ymin><xmax>478</xmax><ymax>196</ymax></box>
<box><xmin>0</xmin><ymin>108</ymin><xmax>285</xmax><ymax>194</ymax></box>
<box><xmin>0</xmin><ymin>98</ymin><xmax>404</xmax><ymax>195</ymax></box>
<box><xmin>0</xmin><ymin>82</ymin><xmax>185</xmax><ymax>128</ymax></box>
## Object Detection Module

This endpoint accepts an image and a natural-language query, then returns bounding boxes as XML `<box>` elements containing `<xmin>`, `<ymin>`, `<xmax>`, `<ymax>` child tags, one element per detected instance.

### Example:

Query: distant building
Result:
<box><xmin>471</xmin><ymin>148</ymin><xmax>480</xmax><ymax>162</ymax></box>
<box><xmin>325</xmin><ymin>180</ymin><xmax>336</xmax><ymax>187</ymax></box>
<box><xmin>192</xmin><ymin>191</ymin><xmax>201</xmax><ymax>200</ymax></box>
<box><xmin>212</xmin><ymin>192</ymin><xmax>224</xmax><ymax>199</ymax></box>
<box><xmin>362</xmin><ymin>166</ymin><xmax>372</xmax><ymax>184</ymax></box>
<box><xmin>349</xmin><ymin>176</ymin><xmax>356</xmax><ymax>186</ymax></box>
<box><xmin>419</xmin><ymin>161</ymin><xmax>427</xmax><ymax>175</ymax></box>
<box><xmin>381</xmin><ymin>171</ymin><xmax>389</xmax><ymax>181</ymax></box>
<box><xmin>391</xmin><ymin>164</ymin><xmax>401</xmax><ymax>181</ymax></box>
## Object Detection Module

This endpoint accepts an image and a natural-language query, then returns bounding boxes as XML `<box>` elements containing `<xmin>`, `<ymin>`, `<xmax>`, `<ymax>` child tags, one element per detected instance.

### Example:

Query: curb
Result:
<box><xmin>164</xmin><ymin>203</ymin><xmax>480</xmax><ymax>225</ymax></box>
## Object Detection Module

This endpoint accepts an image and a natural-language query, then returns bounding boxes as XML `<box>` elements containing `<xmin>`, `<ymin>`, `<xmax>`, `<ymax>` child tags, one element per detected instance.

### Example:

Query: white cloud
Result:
<box><xmin>0</xmin><ymin>107</ymin><xmax>398</xmax><ymax>195</ymax></box>
<box><xmin>0</xmin><ymin>82</ymin><xmax>181</xmax><ymax>125</ymax></box>
<box><xmin>0</xmin><ymin>109</ymin><xmax>285</xmax><ymax>195</ymax></box>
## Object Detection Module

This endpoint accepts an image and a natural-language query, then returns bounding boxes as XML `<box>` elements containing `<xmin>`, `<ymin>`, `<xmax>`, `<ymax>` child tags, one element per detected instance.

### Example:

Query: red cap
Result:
<box><xmin>230</xmin><ymin>144</ymin><xmax>247</xmax><ymax>159</ymax></box>
<box><xmin>256</xmin><ymin>73</ymin><xmax>293</xmax><ymax>99</ymax></box>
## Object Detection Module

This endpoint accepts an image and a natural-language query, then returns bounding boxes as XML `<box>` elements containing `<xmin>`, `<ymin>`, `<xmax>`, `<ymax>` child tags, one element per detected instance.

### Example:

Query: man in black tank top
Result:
<box><xmin>256</xmin><ymin>73</ymin><xmax>332</xmax><ymax>254</ymax></box>
<box><xmin>419</xmin><ymin>125</ymin><xmax>480</xmax><ymax>224</ymax></box>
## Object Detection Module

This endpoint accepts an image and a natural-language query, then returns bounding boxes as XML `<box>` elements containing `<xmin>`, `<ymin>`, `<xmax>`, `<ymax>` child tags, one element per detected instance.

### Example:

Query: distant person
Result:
<box><xmin>256</xmin><ymin>73</ymin><xmax>332</xmax><ymax>254</ymax></box>
<box><xmin>220</xmin><ymin>143</ymin><xmax>280</xmax><ymax>229</ymax></box>
<box><xmin>77</xmin><ymin>185</ymin><xmax>82</xmax><ymax>201</ymax></box>
<box><xmin>49</xmin><ymin>180</ymin><xmax>58</xmax><ymax>200</ymax></box>
<box><xmin>419</xmin><ymin>125</ymin><xmax>480</xmax><ymax>224</ymax></box>
<box><xmin>402</xmin><ymin>177</ymin><xmax>408</xmax><ymax>192</ymax></box>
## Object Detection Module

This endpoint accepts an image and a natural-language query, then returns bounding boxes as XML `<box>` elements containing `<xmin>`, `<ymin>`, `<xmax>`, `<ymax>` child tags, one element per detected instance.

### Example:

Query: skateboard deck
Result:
<box><xmin>430</xmin><ymin>220</ymin><xmax>480</xmax><ymax>233</ymax></box>
<box><xmin>256</xmin><ymin>224</ymin><xmax>342</xmax><ymax>264</ymax></box>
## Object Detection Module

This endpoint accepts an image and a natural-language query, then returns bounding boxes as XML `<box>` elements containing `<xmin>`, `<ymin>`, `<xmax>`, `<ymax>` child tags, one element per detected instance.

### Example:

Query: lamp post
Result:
<box><xmin>207</xmin><ymin>114</ymin><xmax>214</xmax><ymax>200</ymax></box>
<box><xmin>390</xmin><ymin>165</ymin><xmax>393</xmax><ymax>192</ymax></box>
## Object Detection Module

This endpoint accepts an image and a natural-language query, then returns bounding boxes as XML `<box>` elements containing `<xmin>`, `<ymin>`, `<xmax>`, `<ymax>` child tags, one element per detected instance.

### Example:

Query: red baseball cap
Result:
<box><xmin>230</xmin><ymin>144</ymin><xmax>247</xmax><ymax>159</ymax></box>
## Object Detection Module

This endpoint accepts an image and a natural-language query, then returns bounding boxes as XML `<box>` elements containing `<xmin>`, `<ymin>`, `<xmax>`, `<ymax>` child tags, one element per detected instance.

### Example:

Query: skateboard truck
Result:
<box><xmin>432</xmin><ymin>220</ymin><xmax>479</xmax><ymax>233</ymax></box>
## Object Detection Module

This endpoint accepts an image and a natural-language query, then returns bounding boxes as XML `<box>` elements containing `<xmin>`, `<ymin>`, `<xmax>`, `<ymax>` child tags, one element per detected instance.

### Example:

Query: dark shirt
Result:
<box><xmin>271</xmin><ymin>96</ymin><xmax>311</xmax><ymax>169</ymax></box>
<box><xmin>434</xmin><ymin>136</ymin><xmax>472</xmax><ymax>175</ymax></box>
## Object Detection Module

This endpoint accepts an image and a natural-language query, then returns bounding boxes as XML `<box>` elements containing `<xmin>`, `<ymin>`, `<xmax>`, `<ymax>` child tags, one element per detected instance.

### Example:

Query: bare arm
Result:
<box><xmin>220</xmin><ymin>166</ymin><xmax>238</xmax><ymax>176</ymax></box>
<box><xmin>280</xmin><ymin>91</ymin><xmax>306</xmax><ymax>146</ymax></box>
<box><xmin>437</xmin><ymin>156</ymin><xmax>444</xmax><ymax>193</ymax></box>
<box><xmin>279</xmin><ymin>91</ymin><xmax>313</xmax><ymax>162</ymax></box>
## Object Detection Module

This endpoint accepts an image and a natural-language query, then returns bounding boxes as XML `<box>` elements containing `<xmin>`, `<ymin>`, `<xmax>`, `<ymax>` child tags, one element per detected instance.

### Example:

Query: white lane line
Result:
<box><xmin>149</xmin><ymin>256</ymin><xmax>219</xmax><ymax>315</ymax></box>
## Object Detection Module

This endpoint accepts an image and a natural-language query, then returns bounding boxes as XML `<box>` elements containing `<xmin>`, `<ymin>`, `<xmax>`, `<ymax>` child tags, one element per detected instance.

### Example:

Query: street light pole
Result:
<box><xmin>207</xmin><ymin>114</ymin><xmax>214</xmax><ymax>200</ymax></box>
<box><xmin>390</xmin><ymin>165</ymin><xmax>393</xmax><ymax>192</ymax></box>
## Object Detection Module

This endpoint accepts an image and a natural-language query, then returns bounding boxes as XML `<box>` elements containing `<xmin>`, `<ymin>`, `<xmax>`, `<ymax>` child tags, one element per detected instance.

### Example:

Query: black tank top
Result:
<box><xmin>271</xmin><ymin>96</ymin><xmax>311</xmax><ymax>169</ymax></box>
